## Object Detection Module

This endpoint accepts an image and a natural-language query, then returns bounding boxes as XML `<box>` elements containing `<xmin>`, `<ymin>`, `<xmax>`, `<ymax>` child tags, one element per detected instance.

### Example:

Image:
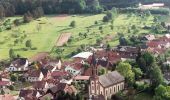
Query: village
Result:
<box><xmin>0</xmin><ymin>32</ymin><xmax>170</xmax><ymax>100</ymax></box>
<box><xmin>0</xmin><ymin>0</ymin><xmax>170</xmax><ymax>100</ymax></box>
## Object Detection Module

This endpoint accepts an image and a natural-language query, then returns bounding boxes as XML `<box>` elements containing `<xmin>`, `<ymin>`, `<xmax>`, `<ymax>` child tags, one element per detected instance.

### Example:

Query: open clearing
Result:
<box><xmin>56</xmin><ymin>32</ymin><xmax>71</xmax><ymax>46</ymax></box>
<box><xmin>0</xmin><ymin>14</ymin><xmax>156</xmax><ymax>60</ymax></box>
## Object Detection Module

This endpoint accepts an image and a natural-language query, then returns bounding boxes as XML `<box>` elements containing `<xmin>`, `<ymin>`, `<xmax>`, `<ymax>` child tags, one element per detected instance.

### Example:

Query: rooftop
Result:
<box><xmin>99</xmin><ymin>71</ymin><xmax>124</xmax><ymax>87</ymax></box>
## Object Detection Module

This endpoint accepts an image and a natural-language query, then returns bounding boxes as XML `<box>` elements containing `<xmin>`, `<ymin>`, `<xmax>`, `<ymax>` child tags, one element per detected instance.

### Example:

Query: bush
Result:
<box><xmin>31</xmin><ymin>47</ymin><xmax>37</xmax><ymax>50</ymax></box>
<box><xmin>103</xmin><ymin>16</ymin><xmax>109</xmax><ymax>22</ymax></box>
<box><xmin>94</xmin><ymin>21</ymin><xmax>98</xmax><ymax>25</ymax></box>
<box><xmin>70</xmin><ymin>21</ymin><xmax>76</xmax><ymax>28</ymax></box>
<box><xmin>9</xmin><ymin>85</ymin><xmax>15</xmax><ymax>90</ymax></box>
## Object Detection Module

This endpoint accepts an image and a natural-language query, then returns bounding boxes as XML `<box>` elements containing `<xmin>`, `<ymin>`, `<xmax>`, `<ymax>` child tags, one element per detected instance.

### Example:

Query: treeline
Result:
<box><xmin>0</xmin><ymin>0</ymin><xmax>170</xmax><ymax>18</ymax></box>
<box><xmin>119</xmin><ymin>8</ymin><xmax>170</xmax><ymax>15</ymax></box>
<box><xmin>0</xmin><ymin>0</ymin><xmax>103</xmax><ymax>18</ymax></box>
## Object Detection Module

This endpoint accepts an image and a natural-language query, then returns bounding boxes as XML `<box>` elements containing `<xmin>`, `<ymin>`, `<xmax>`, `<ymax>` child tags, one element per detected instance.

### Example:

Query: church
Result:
<box><xmin>89</xmin><ymin>54</ymin><xmax>125</xmax><ymax>100</ymax></box>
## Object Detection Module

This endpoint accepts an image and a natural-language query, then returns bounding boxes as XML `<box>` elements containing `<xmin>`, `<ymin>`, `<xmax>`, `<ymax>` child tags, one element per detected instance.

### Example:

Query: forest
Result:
<box><xmin>0</xmin><ymin>0</ymin><xmax>170</xmax><ymax>18</ymax></box>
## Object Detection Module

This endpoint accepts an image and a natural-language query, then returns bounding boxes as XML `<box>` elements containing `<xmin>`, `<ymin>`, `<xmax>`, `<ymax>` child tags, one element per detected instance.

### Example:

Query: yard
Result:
<box><xmin>0</xmin><ymin>13</ymin><xmax>156</xmax><ymax>60</ymax></box>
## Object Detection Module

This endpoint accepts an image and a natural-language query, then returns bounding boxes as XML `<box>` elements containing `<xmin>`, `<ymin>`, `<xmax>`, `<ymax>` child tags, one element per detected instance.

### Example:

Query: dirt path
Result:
<box><xmin>56</xmin><ymin>32</ymin><xmax>71</xmax><ymax>46</ymax></box>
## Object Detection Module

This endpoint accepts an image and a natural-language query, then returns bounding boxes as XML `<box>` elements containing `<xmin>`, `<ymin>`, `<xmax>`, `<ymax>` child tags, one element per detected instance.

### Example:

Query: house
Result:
<box><xmin>51</xmin><ymin>71</ymin><xmax>70</xmax><ymax>80</ymax></box>
<box><xmin>74</xmin><ymin>75</ymin><xmax>90</xmax><ymax>83</ymax></box>
<box><xmin>46</xmin><ymin>79</ymin><xmax>59</xmax><ymax>88</ymax></box>
<box><xmin>18</xmin><ymin>89</ymin><xmax>44</xmax><ymax>100</ymax></box>
<box><xmin>72</xmin><ymin>52</ymin><xmax>93</xmax><ymax>59</ymax></box>
<box><xmin>6</xmin><ymin>58</ymin><xmax>29</xmax><ymax>72</ymax></box>
<box><xmin>0</xmin><ymin>81</ymin><xmax>11</xmax><ymax>89</ymax></box>
<box><xmin>89</xmin><ymin>54</ymin><xmax>125</xmax><ymax>100</ymax></box>
<box><xmin>139</xmin><ymin>3</ymin><xmax>165</xmax><ymax>9</ymax></box>
<box><xmin>143</xmin><ymin>34</ymin><xmax>155</xmax><ymax>41</ymax></box>
<box><xmin>33</xmin><ymin>81</ymin><xmax>49</xmax><ymax>91</ymax></box>
<box><xmin>38</xmin><ymin>93</ymin><xmax>54</xmax><ymax>100</ymax></box>
<box><xmin>40</xmin><ymin>59</ymin><xmax>62</xmax><ymax>71</ymax></box>
<box><xmin>27</xmin><ymin>70</ymin><xmax>44</xmax><ymax>82</ymax></box>
<box><xmin>87</xmin><ymin>50</ymin><xmax>121</xmax><ymax>69</ymax></box>
<box><xmin>46</xmin><ymin>83</ymin><xmax>77</xmax><ymax>98</ymax></box>
<box><xmin>64</xmin><ymin>62</ymin><xmax>84</xmax><ymax>76</ymax></box>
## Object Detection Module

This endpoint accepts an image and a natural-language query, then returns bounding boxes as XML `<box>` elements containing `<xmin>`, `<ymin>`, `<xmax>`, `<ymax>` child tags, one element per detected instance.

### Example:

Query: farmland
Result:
<box><xmin>0</xmin><ymin>13</ymin><xmax>156</xmax><ymax>60</ymax></box>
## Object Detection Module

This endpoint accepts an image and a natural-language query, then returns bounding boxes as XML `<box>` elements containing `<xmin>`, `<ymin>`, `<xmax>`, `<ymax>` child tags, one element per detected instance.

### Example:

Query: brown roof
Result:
<box><xmin>19</xmin><ymin>89</ymin><xmax>38</xmax><ymax>99</ymax></box>
<box><xmin>28</xmin><ymin>70</ymin><xmax>41</xmax><ymax>77</ymax></box>
<box><xmin>48</xmin><ymin>83</ymin><xmax>67</xmax><ymax>93</ymax></box>
<box><xmin>48</xmin><ymin>83</ymin><xmax>77</xmax><ymax>94</ymax></box>
<box><xmin>33</xmin><ymin>81</ymin><xmax>46</xmax><ymax>89</ymax></box>
<box><xmin>11</xmin><ymin>58</ymin><xmax>28</xmax><ymax>68</ymax></box>
<box><xmin>39</xmin><ymin>93</ymin><xmax>53</xmax><ymax>100</ymax></box>
<box><xmin>99</xmin><ymin>71</ymin><xmax>125</xmax><ymax>87</ymax></box>
<box><xmin>83</xmin><ymin>67</ymin><xmax>92</xmax><ymax>76</ymax></box>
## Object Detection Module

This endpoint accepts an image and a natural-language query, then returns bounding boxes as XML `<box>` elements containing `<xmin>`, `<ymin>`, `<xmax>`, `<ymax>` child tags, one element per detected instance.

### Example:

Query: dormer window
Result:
<box><xmin>101</xmin><ymin>57</ymin><xmax>106</xmax><ymax>61</ymax></box>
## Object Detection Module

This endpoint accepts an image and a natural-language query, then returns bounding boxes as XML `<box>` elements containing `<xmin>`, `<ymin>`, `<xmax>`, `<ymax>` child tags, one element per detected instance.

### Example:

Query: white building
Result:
<box><xmin>7</xmin><ymin>58</ymin><xmax>29</xmax><ymax>72</ymax></box>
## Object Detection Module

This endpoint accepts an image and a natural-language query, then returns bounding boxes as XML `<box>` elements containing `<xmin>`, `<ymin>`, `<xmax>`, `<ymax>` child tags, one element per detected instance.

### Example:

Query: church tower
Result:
<box><xmin>89</xmin><ymin>53</ymin><xmax>100</xmax><ymax>97</ymax></box>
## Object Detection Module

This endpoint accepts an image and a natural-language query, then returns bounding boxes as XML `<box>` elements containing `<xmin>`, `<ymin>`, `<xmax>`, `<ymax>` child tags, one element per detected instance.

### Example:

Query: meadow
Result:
<box><xmin>0</xmin><ymin>13</ymin><xmax>156</xmax><ymax>60</ymax></box>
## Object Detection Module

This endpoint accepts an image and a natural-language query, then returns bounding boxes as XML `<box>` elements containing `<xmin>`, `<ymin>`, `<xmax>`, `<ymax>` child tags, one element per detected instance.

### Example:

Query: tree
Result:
<box><xmin>0</xmin><ymin>5</ymin><xmax>5</xmax><ymax>18</ymax></box>
<box><xmin>150</xmin><ymin>65</ymin><xmax>164</xmax><ymax>88</ymax></box>
<box><xmin>119</xmin><ymin>37</ymin><xmax>128</xmax><ymax>46</ymax></box>
<box><xmin>25</xmin><ymin>40</ymin><xmax>32</xmax><ymax>49</ymax></box>
<box><xmin>116</xmin><ymin>62</ymin><xmax>135</xmax><ymax>85</ymax></box>
<box><xmin>10</xmin><ymin>74</ymin><xmax>17</xmax><ymax>82</ymax></box>
<box><xmin>23</xmin><ymin>12</ymin><xmax>32</xmax><ymax>23</ymax></box>
<box><xmin>106</xmin><ymin>44</ymin><xmax>111</xmax><ymax>51</ymax></box>
<box><xmin>1</xmin><ymin>89</ymin><xmax>5</xmax><ymax>95</ymax></box>
<box><xmin>99</xmin><ymin>68</ymin><xmax>106</xmax><ymax>75</ymax></box>
<box><xmin>96</xmin><ymin>38</ymin><xmax>102</xmax><ymax>45</ymax></box>
<box><xmin>132</xmin><ymin>67</ymin><xmax>143</xmax><ymax>80</ymax></box>
<box><xmin>99</xmin><ymin>26</ymin><xmax>103</xmax><ymax>30</ymax></box>
<box><xmin>110</xmin><ymin>25</ymin><xmax>114</xmax><ymax>30</ymax></box>
<box><xmin>136</xmin><ymin>52</ymin><xmax>155</xmax><ymax>73</ymax></box>
<box><xmin>94</xmin><ymin>21</ymin><xmax>98</xmax><ymax>25</ymax></box>
<box><xmin>14</xmin><ymin>19</ymin><xmax>21</xmax><ymax>26</ymax></box>
<box><xmin>84</xmin><ymin>33</ymin><xmax>87</xmax><ymax>38</ymax></box>
<box><xmin>9</xmin><ymin>85</ymin><xmax>15</xmax><ymax>90</ymax></box>
<box><xmin>70</xmin><ymin>21</ymin><xmax>76</xmax><ymax>28</ymax></box>
<box><xmin>154</xmin><ymin>85</ymin><xmax>170</xmax><ymax>100</ymax></box>
<box><xmin>103</xmin><ymin>15</ymin><xmax>109</xmax><ymax>22</ymax></box>
<box><xmin>9</xmin><ymin>48</ymin><xmax>16</xmax><ymax>59</ymax></box>
<box><xmin>145</xmin><ymin>10</ymin><xmax>151</xmax><ymax>16</ymax></box>
<box><xmin>76</xmin><ymin>93</ymin><xmax>83</xmax><ymax>100</ymax></box>
<box><xmin>106</xmin><ymin>11</ymin><xmax>113</xmax><ymax>20</ymax></box>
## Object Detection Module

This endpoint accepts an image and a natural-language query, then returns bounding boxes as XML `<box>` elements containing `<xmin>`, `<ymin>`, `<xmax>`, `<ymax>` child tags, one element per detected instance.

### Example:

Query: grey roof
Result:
<box><xmin>99</xmin><ymin>71</ymin><xmax>124</xmax><ymax>87</ymax></box>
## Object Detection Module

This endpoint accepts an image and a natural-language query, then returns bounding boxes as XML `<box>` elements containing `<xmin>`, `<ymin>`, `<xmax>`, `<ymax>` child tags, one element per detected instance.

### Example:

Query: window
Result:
<box><xmin>110</xmin><ymin>88</ymin><xmax>112</xmax><ymax>93</ymax></box>
<box><xmin>101</xmin><ymin>91</ymin><xmax>102</xmax><ymax>95</ymax></box>
<box><xmin>92</xmin><ymin>86</ymin><xmax>94</xmax><ymax>90</ymax></box>
<box><xmin>106</xmin><ymin>90</ymin><xmax>107</xmax><ymax>95</ymax></box>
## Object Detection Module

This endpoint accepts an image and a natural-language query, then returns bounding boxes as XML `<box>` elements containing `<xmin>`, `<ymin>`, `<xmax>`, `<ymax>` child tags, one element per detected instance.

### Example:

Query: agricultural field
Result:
<box><xmin>0</xmin><ymin>13</ymin><xmax>156</xmax><ymax>60</ymax></box>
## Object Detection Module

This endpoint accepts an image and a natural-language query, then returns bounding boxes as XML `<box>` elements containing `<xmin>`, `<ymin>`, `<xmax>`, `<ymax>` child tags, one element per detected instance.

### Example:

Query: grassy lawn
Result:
<box><xmin>0</xmin><ymin>14</ymin><xmax>155</xmax><ymax>60</ymax></box>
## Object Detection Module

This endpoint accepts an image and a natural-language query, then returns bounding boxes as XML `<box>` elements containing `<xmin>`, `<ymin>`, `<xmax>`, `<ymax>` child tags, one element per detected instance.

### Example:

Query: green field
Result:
<box><xmin>0</xmin><ymin>14</ymin><xmax>155</xmax><ymax>60</ymax></box>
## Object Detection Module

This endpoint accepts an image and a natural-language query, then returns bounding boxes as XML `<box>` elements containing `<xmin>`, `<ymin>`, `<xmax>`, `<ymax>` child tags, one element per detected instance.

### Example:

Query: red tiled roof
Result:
<box><xmin>0</xmin><ymin>81</ymin><xmax>9</xmax><ymax>86</ymax></box>
<box><xmin>51</xmin><ymin>71</ymin><xmax>68</xmax><ymax>77</ymax></box>
<box><xmin>0</xmin><ymin>94</ymin><xmax>15</xmax><ymax>100</ymax></box>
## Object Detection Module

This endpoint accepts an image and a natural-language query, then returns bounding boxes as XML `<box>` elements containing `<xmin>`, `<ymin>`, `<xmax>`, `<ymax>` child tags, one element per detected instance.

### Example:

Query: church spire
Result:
<box><xmin>91</xmin><ymin>53</ymin><xmax>98</xmax><ymax>78</ymax></box>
